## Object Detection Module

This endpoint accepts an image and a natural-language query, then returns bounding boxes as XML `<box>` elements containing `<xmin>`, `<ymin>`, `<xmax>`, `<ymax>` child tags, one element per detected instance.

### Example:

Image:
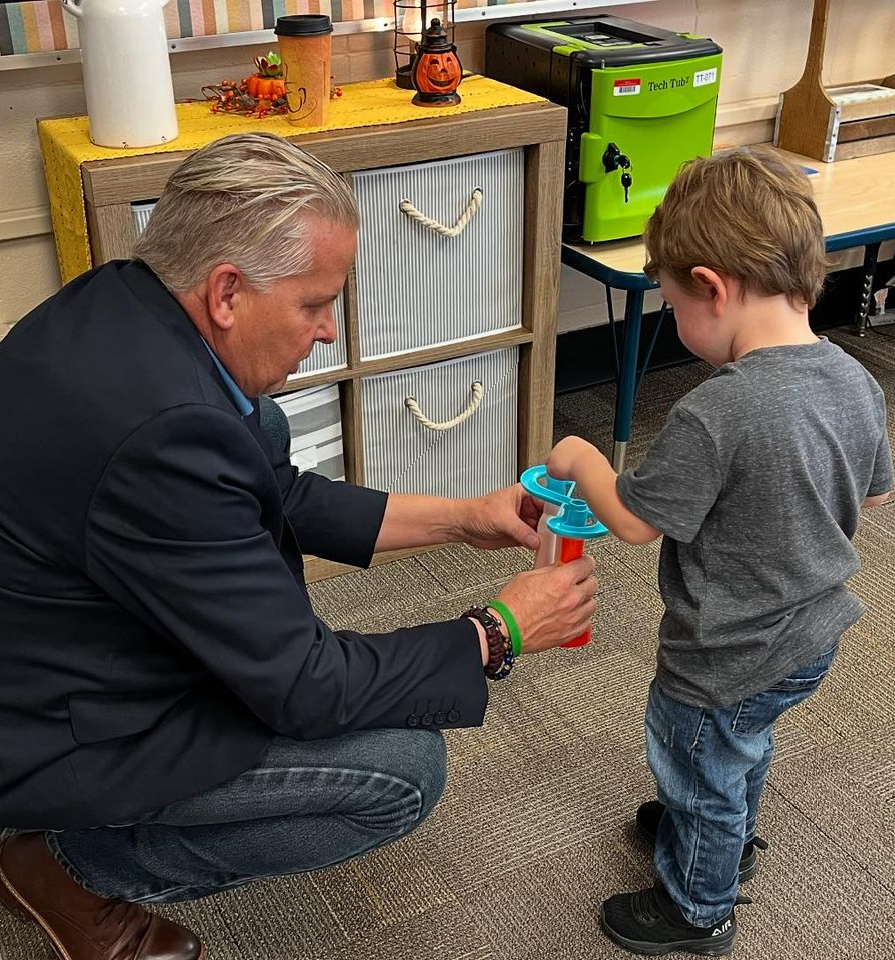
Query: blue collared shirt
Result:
<box><xmin>201</xmin><ymin>339</ymin><xmax>254</xmax><ymax>418</ymax></box>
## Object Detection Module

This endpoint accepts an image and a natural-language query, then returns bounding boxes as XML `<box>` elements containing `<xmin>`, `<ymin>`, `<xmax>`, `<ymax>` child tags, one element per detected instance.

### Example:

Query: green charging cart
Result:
<box><xmin>485</xmin><ymin>16</ymin><xmax>723</xmax><ymax>243</ymax></box>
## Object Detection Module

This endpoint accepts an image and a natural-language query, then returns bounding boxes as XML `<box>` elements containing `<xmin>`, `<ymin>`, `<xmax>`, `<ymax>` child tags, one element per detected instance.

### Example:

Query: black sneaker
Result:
<box><xmin>601</xmin><ymin>882</ymin><xmax>738</xmax><ymax>956</ymax></box>
<box><xmin>636</xmin><ymin>800</ymin><xmax>767</xmax><ymax>883</ymax></box>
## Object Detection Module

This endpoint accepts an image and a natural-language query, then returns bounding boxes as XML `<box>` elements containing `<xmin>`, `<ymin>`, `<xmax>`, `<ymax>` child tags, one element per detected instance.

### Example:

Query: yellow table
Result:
<box><xmin>561</xmin><ymin>148</ymin><xmax>895</xmax><ymax>469</ymax></box>
<box><xmin>38</xmin><ymin>75</ymin><xmax>543</xmax><ymax>284</ymax></box>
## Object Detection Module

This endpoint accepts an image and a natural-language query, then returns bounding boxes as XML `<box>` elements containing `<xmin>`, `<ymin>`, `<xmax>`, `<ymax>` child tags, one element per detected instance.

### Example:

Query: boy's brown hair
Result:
<box><xmin>643</xmin><ymin>146</ymin><xmax>828</xmax><ymax>308</ymax></box>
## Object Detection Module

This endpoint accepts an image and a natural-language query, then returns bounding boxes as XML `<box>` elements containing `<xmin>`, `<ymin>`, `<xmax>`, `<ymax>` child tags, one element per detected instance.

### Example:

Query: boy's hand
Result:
<box><xmin>546</xmin><ymin>436</ymin><xmax>660</xmax><ymax>545</ymax></box>
<box><xmin>547</xmin><ymin>436</ymin><xmax>605</xmax><ymax>482</ymax></box>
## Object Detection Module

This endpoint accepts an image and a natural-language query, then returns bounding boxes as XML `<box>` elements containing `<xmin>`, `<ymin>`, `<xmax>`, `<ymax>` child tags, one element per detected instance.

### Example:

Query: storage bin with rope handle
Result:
<box><xmin>352</xmin><ymin>149</ymin><xmax>524</xmax><ymax>360</ymax></box>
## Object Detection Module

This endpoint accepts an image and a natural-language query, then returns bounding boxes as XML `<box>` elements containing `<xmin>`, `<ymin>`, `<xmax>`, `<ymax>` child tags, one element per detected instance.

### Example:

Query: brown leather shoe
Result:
<box><xmin>0</xmin><ymin>833</ymin><xmax>204</xmax><ymax>960</ymax></box>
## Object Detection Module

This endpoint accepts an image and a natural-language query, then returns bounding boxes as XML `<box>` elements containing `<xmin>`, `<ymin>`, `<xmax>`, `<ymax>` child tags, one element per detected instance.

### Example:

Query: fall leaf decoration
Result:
<box><xmin>202</xmin><ymin>51</ymin><xmax>344</xmax><ymax>118</ymax></box>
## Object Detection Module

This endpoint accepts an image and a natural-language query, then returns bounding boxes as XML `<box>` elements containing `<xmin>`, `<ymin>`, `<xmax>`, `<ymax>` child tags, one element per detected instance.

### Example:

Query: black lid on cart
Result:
<box><xmin>275</xmin><ymin>15</ymin><xmax>333</xmax><ymax>36</ymax></box>
<box><xmin>488</xmin><ymin>15</ymin><xmax>721</xmax><ymax>67</ymax></box>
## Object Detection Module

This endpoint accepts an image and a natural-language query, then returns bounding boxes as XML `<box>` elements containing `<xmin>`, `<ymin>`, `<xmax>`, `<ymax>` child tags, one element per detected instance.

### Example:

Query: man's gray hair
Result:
<box><xmin>133</xmin><ymin>133</ymin><xmax>359</xmax><ymax>293</ymax></box>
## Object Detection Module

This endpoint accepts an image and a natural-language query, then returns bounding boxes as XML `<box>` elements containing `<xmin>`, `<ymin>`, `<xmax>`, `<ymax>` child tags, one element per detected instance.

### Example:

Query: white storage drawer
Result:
<box><xmin>352</xmin><ymin>149</ymin><xmax>524</xmax><ymax>360</ymax></box>
<box><xmin>361</xmin><ymin>348</ymin><xmax>518</xmax><ymax>498</ymax></box>
<box><xmin>274</xmin><ymin>383</ymin><xmax>345</xmax><ymax>481</ymax></box>
<box><xmin>130</xmin><ymin>201</ymin><xmax>348</xmax><ymax>379</ymax></box>
<box><xmin>132</xmin><ymin>201</ymin><xmax>156</xmax><ymax>236</ymax></box>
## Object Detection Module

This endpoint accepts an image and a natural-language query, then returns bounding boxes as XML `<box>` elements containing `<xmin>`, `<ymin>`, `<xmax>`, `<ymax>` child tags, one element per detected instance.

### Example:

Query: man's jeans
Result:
<box><xmin>47</xmin><ymin>730</ymin><xmax>447</xmax><ymax>903</ymax></box>
<box><xmin>646</xmin><ymin>643</ymin><xmax>839</xmax><ymax>927</ymax></box>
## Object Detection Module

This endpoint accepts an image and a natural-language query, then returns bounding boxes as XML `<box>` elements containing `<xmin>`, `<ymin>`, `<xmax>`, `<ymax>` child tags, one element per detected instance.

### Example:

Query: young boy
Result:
<box><xmin>547</xmin><ymin>147</ymin><xmax>893</xmax><ymax>956</ymax></box>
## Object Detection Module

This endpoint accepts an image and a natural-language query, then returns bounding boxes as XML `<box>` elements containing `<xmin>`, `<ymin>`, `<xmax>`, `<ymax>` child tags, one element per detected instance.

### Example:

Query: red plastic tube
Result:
<box><xmin>559</xmin><ymin>537</ymin><xmax>590</xmax><ymax>647</ymax></box>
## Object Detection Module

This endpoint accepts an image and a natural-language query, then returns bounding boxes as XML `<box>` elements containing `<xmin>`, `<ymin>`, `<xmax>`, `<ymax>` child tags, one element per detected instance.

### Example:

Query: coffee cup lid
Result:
<box><xmin>275</xmin><ymin>14</ymin><xmax>333</xmax><ymax>36</ymax></box>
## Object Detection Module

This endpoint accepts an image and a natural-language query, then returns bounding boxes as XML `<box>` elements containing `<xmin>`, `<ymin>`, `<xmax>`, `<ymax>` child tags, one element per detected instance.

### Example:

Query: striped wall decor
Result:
<box><xmin>0</xmin><ymin>1</ymin><xmax>79</xmax><ymax>55</ymax></box>
<box><xmin>0</xmin><ymin>0</ymin><xmax>528</xmax><ymax>57</ymax></box>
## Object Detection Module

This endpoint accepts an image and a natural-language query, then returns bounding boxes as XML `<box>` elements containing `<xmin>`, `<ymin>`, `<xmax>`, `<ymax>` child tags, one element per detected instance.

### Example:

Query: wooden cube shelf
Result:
<box><xmin>75</xmin><ymin>100</ymin><xmax>567</xmax><ymax>580</ymax></box>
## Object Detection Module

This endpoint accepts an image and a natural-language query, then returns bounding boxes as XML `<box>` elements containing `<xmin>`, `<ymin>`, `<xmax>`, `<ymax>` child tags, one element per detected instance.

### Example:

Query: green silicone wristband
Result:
<box><xmin>489</xmin><ymin>600</ymin><xmax>522</xmax><ymax>658</ymax></box>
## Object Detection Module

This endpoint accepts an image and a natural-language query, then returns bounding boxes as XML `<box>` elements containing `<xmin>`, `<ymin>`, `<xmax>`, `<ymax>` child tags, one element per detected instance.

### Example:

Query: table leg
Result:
<box><xmin>855</xmin><ymin>242</ymin><xmax>881</xmax><ymax>337</ymax></box>
<box><xmin>612</xmin><ymin>288</ymin><xmax>644</xmax><ymax>472</ymax></box>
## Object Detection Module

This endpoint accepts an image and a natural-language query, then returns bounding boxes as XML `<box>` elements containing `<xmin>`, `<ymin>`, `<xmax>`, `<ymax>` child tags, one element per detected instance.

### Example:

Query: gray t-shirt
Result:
<box><xmin>617</xmin><ymin>338</ymin><xmax>894</xmax><ymax>709</ymax></box>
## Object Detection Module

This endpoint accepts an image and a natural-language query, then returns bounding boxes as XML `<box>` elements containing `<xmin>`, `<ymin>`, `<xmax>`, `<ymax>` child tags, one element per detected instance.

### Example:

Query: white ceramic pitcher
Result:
<box><xmin>62</xmin><ymin>0</ymin><xmax>179</xmax><ymax>148</ymax></box>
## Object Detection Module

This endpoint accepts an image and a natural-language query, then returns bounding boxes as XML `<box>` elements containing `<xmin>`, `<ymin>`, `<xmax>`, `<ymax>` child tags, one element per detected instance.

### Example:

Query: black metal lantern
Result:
<box><xmin>394</xmin><ymin>0</ymin><xmax>457</xmax><ymax>91</ymax></box>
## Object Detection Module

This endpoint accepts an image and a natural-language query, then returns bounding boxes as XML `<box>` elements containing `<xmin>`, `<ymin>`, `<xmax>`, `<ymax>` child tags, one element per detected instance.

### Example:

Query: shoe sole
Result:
<box><xmin>0</xmin><ymin>841</ymin><xmax>206</xmax><ymax>960</ymax></box>
<box><xmin>637</xmin><ymin>822</ymin><xmax>757</xmax><ymax>884</ymax></box>
<box><xmin>0</xmin><ymin>843</ymin><xmax>33</xmax><ymax>924</ymax></box>
<box><xmin>601</xmin><ymin>907</ymin><xmax>737</xmax><ymax>956</ymax></box>
<box><xmin>0</xmin><ymin>873</ymin><xmax>32</xmax><ymax>923</ymax></box>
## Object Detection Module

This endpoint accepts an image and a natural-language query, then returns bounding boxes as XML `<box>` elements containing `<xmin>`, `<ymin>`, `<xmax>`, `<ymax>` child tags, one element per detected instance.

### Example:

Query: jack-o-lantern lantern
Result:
<box><xmin>411</xmin><ymin>19</ymin><xmax>462</xmax><ymax>107</ymax></box>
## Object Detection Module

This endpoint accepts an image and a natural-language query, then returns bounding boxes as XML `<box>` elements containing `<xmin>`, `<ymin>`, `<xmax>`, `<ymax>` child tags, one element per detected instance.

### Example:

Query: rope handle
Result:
<box><xmin>398</xmin><ymin>188</ymin><xmax>483</xmax><ymax>238</ymax></box>
<box><xmin>404</xmin><ymin>381</ymin><xmax>484</xmax><ymax>431</ymax></box>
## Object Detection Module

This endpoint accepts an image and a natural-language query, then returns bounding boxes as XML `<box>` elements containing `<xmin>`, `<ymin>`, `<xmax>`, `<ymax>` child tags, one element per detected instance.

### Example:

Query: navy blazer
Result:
<box><xmin>0</xmin><ymin>262</ymin><xmax>487</xmax><ymax>830</ymax></box>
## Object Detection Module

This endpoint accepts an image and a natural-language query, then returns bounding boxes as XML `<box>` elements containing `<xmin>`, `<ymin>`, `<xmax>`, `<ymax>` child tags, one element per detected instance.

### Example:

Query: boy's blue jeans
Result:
<box><xmin>646</xmin><ymin>642</ymin><xmax>839</xmax><ymax>927</ymax></box>
<box><xmin>45</xmin><ymin>729</ymin><xmax>447</xmax><ymax>904</ymax></box>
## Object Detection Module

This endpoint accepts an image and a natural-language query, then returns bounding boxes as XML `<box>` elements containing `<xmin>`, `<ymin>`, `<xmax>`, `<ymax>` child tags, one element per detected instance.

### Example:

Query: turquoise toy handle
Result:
<box><xmin>547</xmin><ymin>499</ymin><xmax>609</xmax><ymax>540</ymax></box>
<box><xmin>519</xmin><ymin>464</ymin><xmax>575</xmax><ymax>506</ymax></box>
<box><xmin>520</xmin><ymin>465</ymin><xmax>609</xmax><ymax>540</ymax></box>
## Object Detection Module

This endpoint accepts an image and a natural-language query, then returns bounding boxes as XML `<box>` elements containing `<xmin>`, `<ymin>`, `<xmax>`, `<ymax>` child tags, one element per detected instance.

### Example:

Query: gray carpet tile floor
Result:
<box><xmin>3</xmin><ymin>327</ymin><xmax>895</xmax><ymax>959</ymax></box>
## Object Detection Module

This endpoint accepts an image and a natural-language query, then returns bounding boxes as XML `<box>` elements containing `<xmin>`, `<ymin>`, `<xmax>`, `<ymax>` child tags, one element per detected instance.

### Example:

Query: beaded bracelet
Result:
<box><xmin>462</xmin><ymin>606</ymin><xmax>514</xmax><ymax>681</ymax></box>
<box><xmin>487</xmin><ymin>600</ymin><xmax>522</xmax><ymax>658</ymax></box>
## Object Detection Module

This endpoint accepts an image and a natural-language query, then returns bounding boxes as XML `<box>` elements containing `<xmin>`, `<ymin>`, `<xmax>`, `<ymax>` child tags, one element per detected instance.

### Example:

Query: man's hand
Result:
<box><xmin>375</xmin><ymin>486</ymin><xmax>542</xmax><ymax>554</ymax></box>
<box><xmin>452</xmin><ymin>484</ymin><xmax>543</xmax><ymax>551</ymax></box>
<box><xmin>495</xmin><ymin>555</ymin><xmax>599</xmax><ymax>653</ymax></box>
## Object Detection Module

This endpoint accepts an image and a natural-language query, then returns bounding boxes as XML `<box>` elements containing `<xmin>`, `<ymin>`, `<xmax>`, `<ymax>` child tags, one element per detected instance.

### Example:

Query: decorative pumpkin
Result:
<box><xmin>202</xmin><ymin>52</ymin><xmax>342</xmax><ymax>119</ymax></box>
<box><xmin>243</xmin><ymin>53</ymin><xmax>288</xmax><ymax>103</ymax></box>
<box><xmin>411</xmin><ymin>19</ymin><xmax>462</xmax><ymax>107</ymax></box>
<box><xmin>415</xmin><ymin>51</ymin><xmax>462</xmax><ymax>94</ymax></box>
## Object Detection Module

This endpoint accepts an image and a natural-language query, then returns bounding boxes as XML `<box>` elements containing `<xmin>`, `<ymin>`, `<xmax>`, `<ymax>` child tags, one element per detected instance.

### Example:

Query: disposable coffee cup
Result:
<box><xmin>275</xmin><ymin>14</ymin><xmax>333</xmax><ymax>127</ymax></box>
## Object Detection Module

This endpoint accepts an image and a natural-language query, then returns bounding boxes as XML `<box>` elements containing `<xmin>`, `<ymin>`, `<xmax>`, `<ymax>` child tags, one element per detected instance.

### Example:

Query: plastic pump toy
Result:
<box><xmin>520</xmin><ymin>465</ymin><xmax>609</xmax><ymax>647</ymax></box>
